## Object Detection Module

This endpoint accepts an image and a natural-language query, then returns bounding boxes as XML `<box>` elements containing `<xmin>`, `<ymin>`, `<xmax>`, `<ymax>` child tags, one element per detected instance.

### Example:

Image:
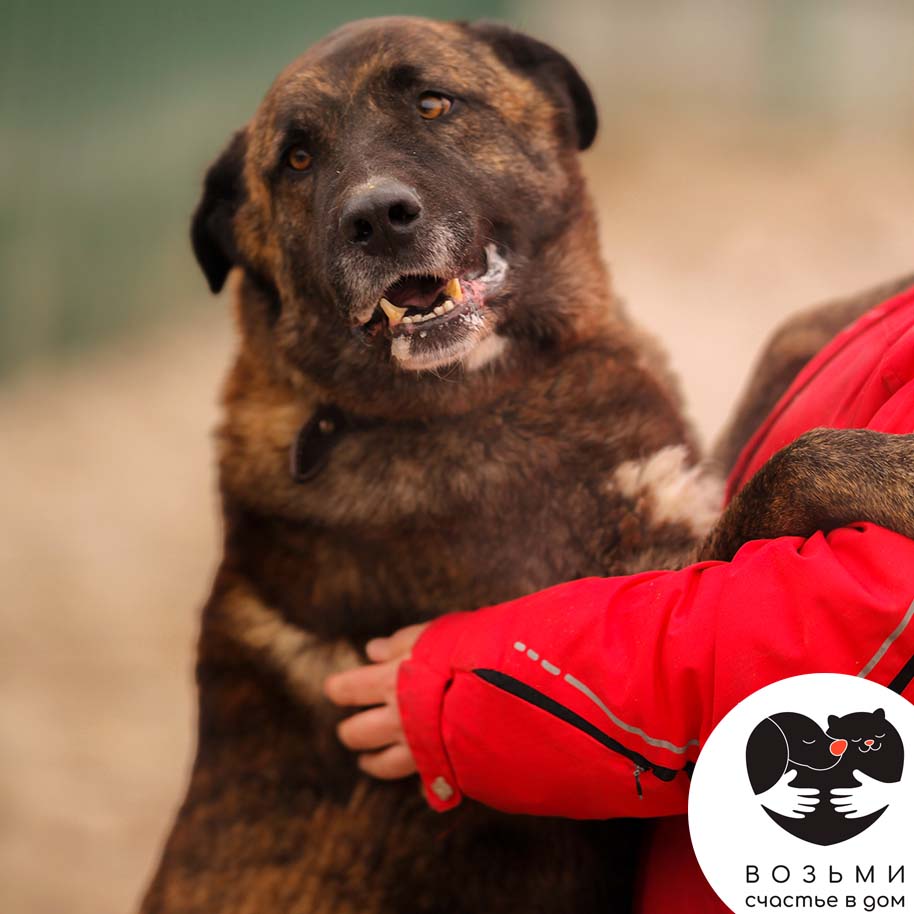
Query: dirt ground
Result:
<box><xmin>2</xmin><ymin>115</ymin><xmax>912</xmax><ymax>914</ymax></box>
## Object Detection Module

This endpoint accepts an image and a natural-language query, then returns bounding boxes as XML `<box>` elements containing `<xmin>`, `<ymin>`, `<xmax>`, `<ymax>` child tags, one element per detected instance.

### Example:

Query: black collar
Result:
<box><xmin>290</xmin><ymin>405</ymin><xmax>379</xmax><ymax>483</ymax></box>
<box><xmin>290</xmin><ymin>405</ymin><xmax>350</xmax><ymax>483</ymax></box>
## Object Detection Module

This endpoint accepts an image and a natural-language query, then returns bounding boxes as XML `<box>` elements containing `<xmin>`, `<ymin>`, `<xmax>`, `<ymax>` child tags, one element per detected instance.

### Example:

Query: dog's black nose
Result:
<box><xmin>341</xmin><ymin>180</ymin><xmax>422</xmax><ymax>256</ymax></box>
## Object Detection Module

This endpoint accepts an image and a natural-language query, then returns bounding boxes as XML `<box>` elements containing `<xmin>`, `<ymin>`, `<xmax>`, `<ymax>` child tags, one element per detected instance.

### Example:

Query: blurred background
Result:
<box><xmin>2</xmin><ymin>1</ymin><xmax>912</xmax><ymax>912</ymax></box>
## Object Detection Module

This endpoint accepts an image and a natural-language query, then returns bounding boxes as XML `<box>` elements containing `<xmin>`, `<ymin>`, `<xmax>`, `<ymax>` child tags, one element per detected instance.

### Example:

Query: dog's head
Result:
<box><xmin>193</xmin><ymin>17</ymin><xmax>600</xmax><ymax>409</ymax></box>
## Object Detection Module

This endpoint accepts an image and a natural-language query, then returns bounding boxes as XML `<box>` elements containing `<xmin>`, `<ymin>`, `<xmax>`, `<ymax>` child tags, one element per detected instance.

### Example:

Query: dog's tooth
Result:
<box><xmin>402</xmin><ymin>315</ymin><xmax>414</xmax><ymax>324</ymax></box>
<box><xmin>434</xmin><ymin>305</ymin><xmax>445</xmax><ymax>316</ymax></box>
<box><xmin>445</xmin><ymin>278</ymin><xmax>463</xmax><ymax>302</ymax></box>
<box><xmin>443</xmin><ymin>300</ymin><xmax>455</xmax><ymax>312</ymax></box>
<box><xmin>379</xmin><ymin>298</ymin><xmax>407</xmax><ymax>326</ymax></box>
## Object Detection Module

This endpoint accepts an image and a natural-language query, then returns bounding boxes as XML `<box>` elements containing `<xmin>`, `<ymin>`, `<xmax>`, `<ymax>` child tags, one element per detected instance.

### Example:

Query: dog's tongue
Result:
<box><xmin>383</xmin><ymin>275</ymin><xmax>444</xmax><ymax>312</ymax></box>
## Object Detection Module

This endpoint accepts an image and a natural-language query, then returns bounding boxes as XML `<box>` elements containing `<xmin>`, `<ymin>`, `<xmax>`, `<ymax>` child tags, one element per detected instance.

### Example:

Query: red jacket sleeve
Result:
<box><xmin>399</xmin><ymin>524</ymin><xmax>914</xmax><ymax>818</ymax></box>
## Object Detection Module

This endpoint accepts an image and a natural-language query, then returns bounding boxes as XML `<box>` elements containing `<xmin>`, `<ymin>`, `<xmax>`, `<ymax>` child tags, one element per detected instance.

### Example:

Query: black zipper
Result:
<box><xmin>889</xmin><ymin>650</ymin><xmax>914</xmax><ymax>695</ymax></box>
<box><xmin>633</xmin><ymin>765</ymin><xmax>645</xmax><ymax>799</ymax></box>
<box><xmin>473</xmin><ymin>668</ymin><xmax>685</xmax><ymax>796</ymax></box>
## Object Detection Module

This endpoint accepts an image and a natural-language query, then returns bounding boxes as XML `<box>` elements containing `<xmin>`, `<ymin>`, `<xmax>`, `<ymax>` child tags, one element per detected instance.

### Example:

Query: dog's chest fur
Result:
<box><xmin>142</xmin><ymin>336</ymin><xmax>709</xmax><ymax>914</ymax></box>
<box><xmin>218</xmin><ymin>341</ymin><xmax>704</xmax><ymax>643</ymax></box>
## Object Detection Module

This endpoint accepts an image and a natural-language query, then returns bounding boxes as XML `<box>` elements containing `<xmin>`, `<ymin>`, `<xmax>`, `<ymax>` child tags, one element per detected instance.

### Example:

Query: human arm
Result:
<box><xmin>328</xmin><ymin>524</ymin><xmax>914</xmax><ymax>817</ymax></box>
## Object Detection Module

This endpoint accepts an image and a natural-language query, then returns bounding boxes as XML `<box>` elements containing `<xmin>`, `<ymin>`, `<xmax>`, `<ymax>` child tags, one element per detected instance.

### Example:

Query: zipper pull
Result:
<box><xmin>633</xmin><ymin>765</ymin><xmax>645</xmax><ymax>799</ymax></box>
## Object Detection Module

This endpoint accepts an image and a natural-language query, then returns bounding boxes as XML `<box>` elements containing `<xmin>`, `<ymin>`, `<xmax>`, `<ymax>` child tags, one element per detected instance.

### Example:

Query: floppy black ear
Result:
<box><xmin>746</xmin><ymin>718</ymin><xmax>789</xmax><ymax>795</ymax></box>
<box><xmin>191</xmin><ymin>129</ymin><xmax>248</xmax><ymax>293</ymax></box>
<box><xmin>465</xmin><ymin>21</ymin><xmax>597</xmax><ymax>150</ymax></box>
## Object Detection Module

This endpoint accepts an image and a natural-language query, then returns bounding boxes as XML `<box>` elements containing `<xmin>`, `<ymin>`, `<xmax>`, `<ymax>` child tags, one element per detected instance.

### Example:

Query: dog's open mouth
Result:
<box><xmin>379</xmin><ymin>275</ymin><xmax>465</xmax><ymax>331</ymax></box>
<box><xmin>360</xmin><ymin>244</ymin><xmax>508</xmax><ymax>371</ymax></box>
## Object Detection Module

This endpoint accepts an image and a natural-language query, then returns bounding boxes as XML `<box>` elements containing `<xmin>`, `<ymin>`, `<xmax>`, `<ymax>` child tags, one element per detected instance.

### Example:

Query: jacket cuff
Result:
<box><xmin>397</xmin><ymin>612</ymin><xmax>473</xmax><ymax>812</ymax></box>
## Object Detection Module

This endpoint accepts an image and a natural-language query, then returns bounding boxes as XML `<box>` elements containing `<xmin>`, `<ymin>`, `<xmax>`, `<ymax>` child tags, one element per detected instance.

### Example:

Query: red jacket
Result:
<box><xmin>397</xmin><ymin>282</ymin><xmax>914</xmax><ymax>914</ymax></box>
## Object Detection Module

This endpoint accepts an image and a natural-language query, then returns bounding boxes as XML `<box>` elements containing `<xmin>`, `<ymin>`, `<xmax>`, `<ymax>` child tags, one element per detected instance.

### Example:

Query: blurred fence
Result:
<box><xmin>3</xmin><ymin>1</ymin><xmax>912</xmax><ymax>378</ymax></box>
<box><xmin>521</xmin><ymin>0</ymin><xmax>914</xmax><ymax>122</ymax></box>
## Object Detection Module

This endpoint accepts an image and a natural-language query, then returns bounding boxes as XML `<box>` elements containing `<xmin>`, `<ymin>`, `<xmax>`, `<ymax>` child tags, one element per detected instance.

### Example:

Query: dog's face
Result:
<box><xmin>193</xmin><ymin>17</ymin><xmax>597</xmax><ymax>405</ymax></box>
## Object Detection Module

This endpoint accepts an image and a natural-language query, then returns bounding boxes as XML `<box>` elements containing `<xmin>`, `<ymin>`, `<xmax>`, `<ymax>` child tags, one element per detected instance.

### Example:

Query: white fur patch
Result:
<box><xmin>613</xmin><ymin>445</ymin><xmax>723</xmax><ymax>537</ymax></box>
<box><xmin>462</xmin><ymin>332</ymin><xmax>507</xmax><ymax>372</ymax></box>
<box><xmin>223</xmin><ymin>588</ymin><xmax>359</xmax><ymax>702</ymax></box>
<box><xmin>390</xmin><ymin>324</ymin><xmax>504</xmax><ymax>373</ymax></box>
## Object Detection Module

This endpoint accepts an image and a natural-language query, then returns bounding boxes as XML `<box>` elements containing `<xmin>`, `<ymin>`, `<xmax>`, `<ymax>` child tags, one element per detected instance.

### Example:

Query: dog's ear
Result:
<box><xmin>191</xmin><ymin>129</ymin><xmax>248</xmax><ymax>294</ymax></box>
<box><xmin>465</xmin><ymin>22</ymin><xmax>597</xmax><ymax>150</ymax></box>
<box><xmin>746</xmin><ymin>718</ymin><xmax>789</xmax><ymax>795</ymax></box>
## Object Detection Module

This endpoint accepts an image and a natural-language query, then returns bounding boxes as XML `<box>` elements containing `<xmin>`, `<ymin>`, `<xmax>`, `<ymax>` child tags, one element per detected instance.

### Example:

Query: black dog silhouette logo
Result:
<box><xmin>746</xmin><ymin>709</ymin><xmax>904</xmax><ymax>846</ymax></box>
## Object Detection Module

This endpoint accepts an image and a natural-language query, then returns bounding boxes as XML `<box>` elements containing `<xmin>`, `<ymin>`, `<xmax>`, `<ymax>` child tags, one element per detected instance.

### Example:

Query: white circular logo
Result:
<box><xmin>689</xmin><ymin>674</ymin><xmax>913</xmax><ymax>912</ymax></box>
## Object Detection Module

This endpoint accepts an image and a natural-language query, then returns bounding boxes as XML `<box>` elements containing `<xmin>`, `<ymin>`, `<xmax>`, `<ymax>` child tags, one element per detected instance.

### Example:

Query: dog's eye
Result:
<box><xmin>802</xmin><ymin>739</ymin><xmax>816</xmax><ymax>745</ymax></box>
<box><xmin>417</xmin><ymin>92</ymin><xmax>453</xmax><ymax>120</ymax></box>
<box><xmin>286</xmin><ymin>146</ymin><xmax>313</xmax><ymax>172</ymax></box>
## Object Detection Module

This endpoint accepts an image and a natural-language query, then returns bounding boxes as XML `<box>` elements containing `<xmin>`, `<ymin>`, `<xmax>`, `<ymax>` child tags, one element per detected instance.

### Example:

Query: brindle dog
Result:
<box><xmin>140</xmin><ymin>17</ymin><xmax>914</xmax><ymax>914</ymax></box>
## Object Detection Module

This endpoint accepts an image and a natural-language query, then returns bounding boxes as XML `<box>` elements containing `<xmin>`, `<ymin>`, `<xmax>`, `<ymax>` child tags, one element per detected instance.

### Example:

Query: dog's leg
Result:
<box><xmin>210</xmin><ymin>574</ymin><xmax>362</xmax><ymax>704</ymax></box>
<box><xmin>698</xmin><ymin>427</ymin><xmax>914</xmax><ymax>562</ymax></box>
<box><xmin>714</xmin><ymin>274</ymin><xmax>914</xmax><ymax>475</ymax></box>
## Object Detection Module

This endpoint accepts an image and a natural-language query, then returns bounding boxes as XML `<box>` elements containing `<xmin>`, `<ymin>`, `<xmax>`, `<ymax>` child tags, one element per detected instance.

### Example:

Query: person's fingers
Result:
<box><xmin>337</xmin><ymin>704</ymin><xmax>403</xmax><ymax>751</ymax></box>
<box><xmin>366</xmin><ymin>623</ymin><xmax>427</xmax><ymax>662</ymax></box>
<box><xmin>324</xmin><ymin>659</ymin><xmax>398</xmax><ymax>706</ymax></box>
<box><xmin>794</xmin><ymin>789</ymin><xmax>820</xmax><ymax>798</ymax></box>
<box><xmin>358</xmin><ymin>743</ymin><xmax>417</xmax><ymax>780</ymax></box>
<box><xmin>783</xmin><ymin>769</ymin><xmax>798</xmax><ymax>784</ymax></box>
<box><xmin>365</xmin><ymin>638</ymin><xmax>390</xmax><ymax>662</ymax></box>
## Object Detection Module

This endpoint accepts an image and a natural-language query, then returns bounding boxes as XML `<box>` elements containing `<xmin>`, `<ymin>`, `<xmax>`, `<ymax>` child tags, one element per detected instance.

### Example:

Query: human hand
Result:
<box><xmin>830</xmin><ymin>770</ymin><xmax>897</xmax><ymax>819</ymax></box>
<box><xmin>323</xmin><ymin>623</ymin><xmax>427</xmax><ymax>779</ymax></box>
<box><xmin>758</xmin><ymin>769</ymin><xmax>821</xmax><ymax>819</ymax></box>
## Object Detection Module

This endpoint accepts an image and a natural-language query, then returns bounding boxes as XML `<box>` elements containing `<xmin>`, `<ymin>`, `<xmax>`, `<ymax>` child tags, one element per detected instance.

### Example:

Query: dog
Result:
<box><xmin>140</xmin><ymin>17</ymin><xmax>914</xmax><ymax>914</ymax></box>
